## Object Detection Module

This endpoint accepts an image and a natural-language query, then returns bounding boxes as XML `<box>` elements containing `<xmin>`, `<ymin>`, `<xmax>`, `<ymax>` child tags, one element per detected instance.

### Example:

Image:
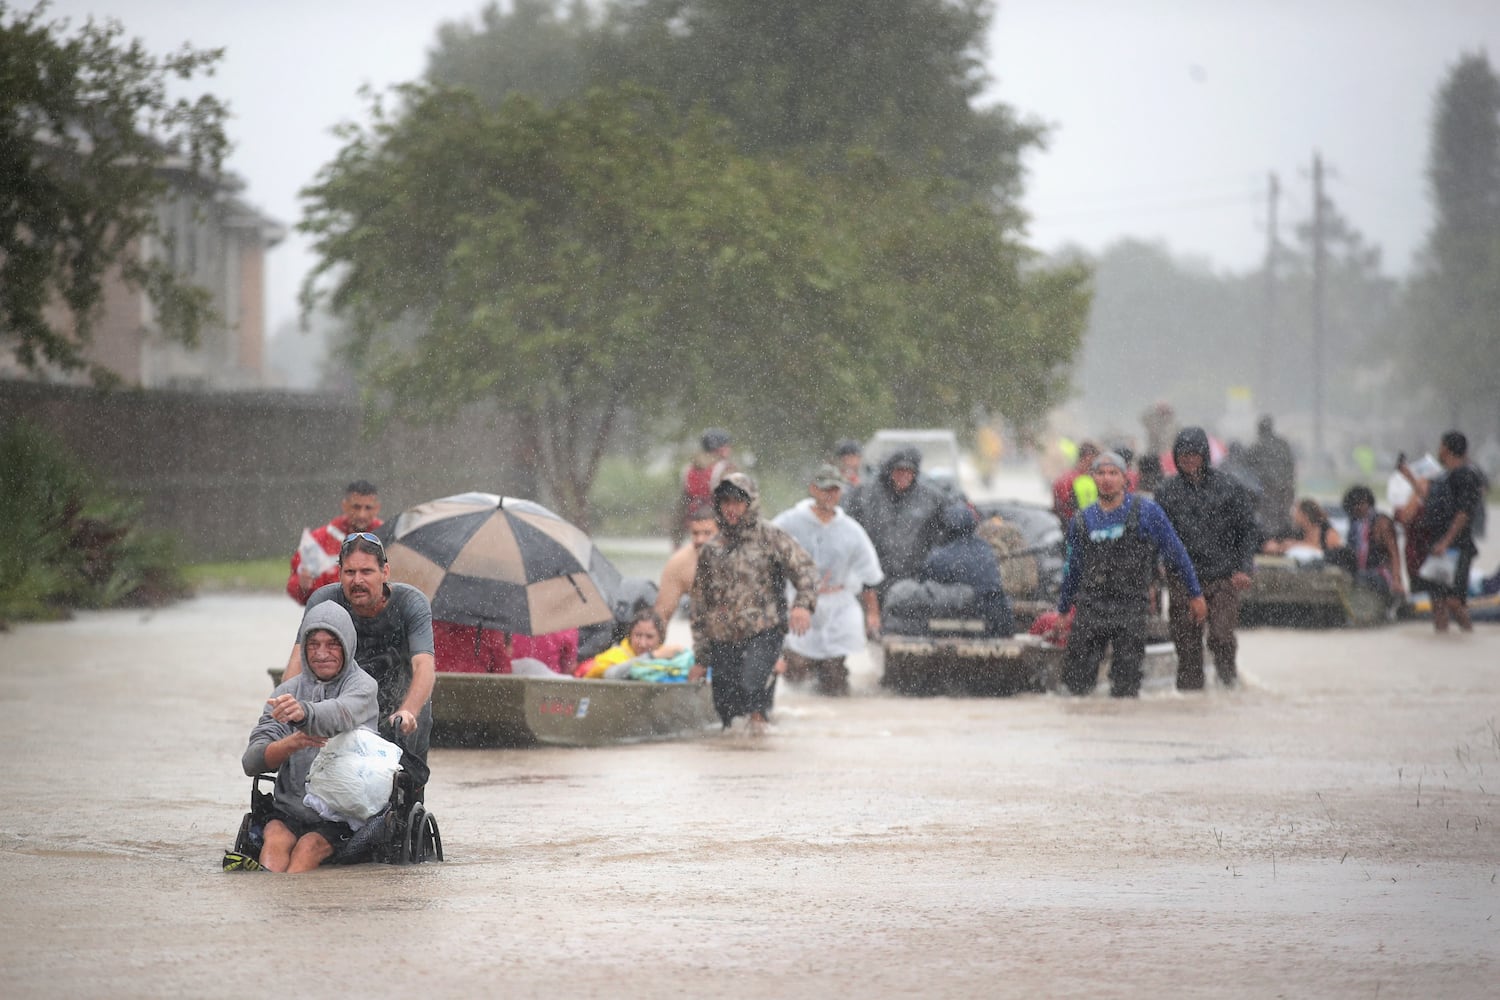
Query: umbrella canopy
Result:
<box><xmin>386</xmin><ymin>492</ymin><xmax>623</xmax><ymax>636</ymax></box>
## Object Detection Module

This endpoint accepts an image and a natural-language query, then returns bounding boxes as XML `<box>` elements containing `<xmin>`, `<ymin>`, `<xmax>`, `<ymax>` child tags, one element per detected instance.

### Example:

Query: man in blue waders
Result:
<box><xmin>1057</xmin><ymin>451</ymin><xmax>1206</xmax><ymax>697</ymax></box>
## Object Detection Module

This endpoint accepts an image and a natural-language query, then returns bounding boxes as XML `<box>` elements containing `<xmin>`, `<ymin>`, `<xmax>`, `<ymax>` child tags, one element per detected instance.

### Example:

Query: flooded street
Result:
<box><xmin>2</xmin><ymin>474</ymin><xmax>1497</xmax><ymax>998</ymax></box>
<box><xmin>2</xmin><ymin>598</ymin><xmax>1496</xmax><ymax>997</ymax></box>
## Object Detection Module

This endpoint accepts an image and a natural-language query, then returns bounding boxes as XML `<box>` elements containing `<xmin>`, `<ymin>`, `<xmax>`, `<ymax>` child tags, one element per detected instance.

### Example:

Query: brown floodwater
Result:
<box><xmin>2</xmin><ymin>590</ymin><xmax>1496</xmax><ymax>999</ymax></box>
<box><xmin>3</xmin><ymin>473</ymin><xmax>1497</xmax><ymax>998</ymax></box>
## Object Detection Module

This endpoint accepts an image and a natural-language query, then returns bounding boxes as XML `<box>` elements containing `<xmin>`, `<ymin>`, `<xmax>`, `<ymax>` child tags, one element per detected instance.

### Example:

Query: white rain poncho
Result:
<box><xmin>773</xmin><ymin>499</ymin><xmax>884</xmax><ymax>659</ymax></box>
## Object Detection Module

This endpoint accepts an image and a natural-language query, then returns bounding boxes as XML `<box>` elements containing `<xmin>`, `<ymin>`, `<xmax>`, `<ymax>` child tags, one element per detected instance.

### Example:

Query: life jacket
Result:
<box><xmin>1072</xmin><ymin>496</ymin><xmax>1154</xmax><ymax>617</ymax></box>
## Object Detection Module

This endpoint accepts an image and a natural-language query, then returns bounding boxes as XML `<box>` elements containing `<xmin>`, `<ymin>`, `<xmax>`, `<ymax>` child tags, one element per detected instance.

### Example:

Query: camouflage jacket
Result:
<box><xmin>691</xmin><ymin>472</ymin><xmax>819</xmax><ymax>645</ymax></box>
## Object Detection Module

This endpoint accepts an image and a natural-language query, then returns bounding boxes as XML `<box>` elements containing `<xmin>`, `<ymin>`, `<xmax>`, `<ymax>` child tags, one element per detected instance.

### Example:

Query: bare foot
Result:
<box><xmin>748</xmin><ymin>712</ymin><xmax>770</xmax><ymax>736</ymax></box>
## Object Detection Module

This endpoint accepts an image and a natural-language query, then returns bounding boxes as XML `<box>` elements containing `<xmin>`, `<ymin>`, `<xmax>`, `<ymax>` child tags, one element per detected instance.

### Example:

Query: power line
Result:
<box><xmin>1030</xmin><ymin>189</ymin><xmax>1260</xmax><ymax>223</ymax></box>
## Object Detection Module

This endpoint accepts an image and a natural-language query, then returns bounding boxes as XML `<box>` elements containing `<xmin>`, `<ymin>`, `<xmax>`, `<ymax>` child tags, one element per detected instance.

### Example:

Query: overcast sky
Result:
<box><xmin>40</xmin><ymin>0</ymin><xmax>1500</xmax><ymax>335</ymax></box>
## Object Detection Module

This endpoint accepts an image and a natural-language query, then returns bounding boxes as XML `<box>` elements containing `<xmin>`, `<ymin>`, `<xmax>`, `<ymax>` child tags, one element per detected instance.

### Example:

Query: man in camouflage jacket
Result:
<box><xmin>690</xmin><ymin>472</ymin><xmax>819</xmax><ymax>731</ymax></box>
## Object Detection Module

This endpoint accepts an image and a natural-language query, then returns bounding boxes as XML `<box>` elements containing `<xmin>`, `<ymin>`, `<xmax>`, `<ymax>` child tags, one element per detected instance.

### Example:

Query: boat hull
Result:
<box><xmin>1240</xmin><ymin>556</ymin><xmax>1392</xmax><ymax>628</ymax></box>
<box><xmin>880</xmin><ymin>633</ymin><xmax>1177</xmax><ymax>696</ymax></box>
<box><xmin>268</xmin><ymin>669</ymin><xmax>719</xmax><ymax>748</ymax></box>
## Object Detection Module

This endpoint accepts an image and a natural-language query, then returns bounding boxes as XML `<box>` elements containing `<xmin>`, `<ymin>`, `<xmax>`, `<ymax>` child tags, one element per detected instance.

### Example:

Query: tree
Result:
<box><xmin>596</xmin><ymin>0</ymin><xmax>1041</xmax><ymax>200</ymax></box>
<box><xmin>302</xmin><ymin>85</ymin><xmax>1087</xmax><ymax>526</ymax></box>
<box><xmin>1406</xmin><ymin>51</ymin><xmax>1500</xmax><ymax>435</ymax></box>
<box><xmin>426</xmin><ymin>0</ymin><xmax>598</xmax><ymax>108</ymax></box>
<box><xmin>0</xmin><ymin>2</ymin><xmax>228</xmax><ymax>379</ymax></box>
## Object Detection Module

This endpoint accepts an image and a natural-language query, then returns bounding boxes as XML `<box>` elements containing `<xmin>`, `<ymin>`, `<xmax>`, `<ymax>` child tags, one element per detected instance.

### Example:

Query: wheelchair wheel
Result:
<box><xmin>422</xmin><ymin>813</ymin><xmax>443</xmax><ymax>863</ymax></box>
<box><xmin>232</xmin><ymin>812</ymin><xmax>259</xmax><ymax>856</ymax></box>
<box><xmin>403</xmin><ymin>803</ymin><xmax>427</xmax><ymax>864</ymax></box>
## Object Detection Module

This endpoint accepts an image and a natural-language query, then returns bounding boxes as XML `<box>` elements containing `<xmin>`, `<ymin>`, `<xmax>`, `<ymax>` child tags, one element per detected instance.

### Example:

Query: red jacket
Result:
<box><xmin>286</xmin><ymin>515</ymin><xmax>383</xmax><ymax>605</ymax></box>
<box><xmin>431</xmin><ymin>622</ymin><xmax>579</xmax><ymax>675</ymax></box>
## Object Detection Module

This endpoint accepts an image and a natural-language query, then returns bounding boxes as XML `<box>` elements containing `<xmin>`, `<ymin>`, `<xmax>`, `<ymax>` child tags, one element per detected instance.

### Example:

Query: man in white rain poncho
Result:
<box><xmin>772</xmin><ymin>464</ymin><xmax>884</xmax><ymax>696</ymax></box>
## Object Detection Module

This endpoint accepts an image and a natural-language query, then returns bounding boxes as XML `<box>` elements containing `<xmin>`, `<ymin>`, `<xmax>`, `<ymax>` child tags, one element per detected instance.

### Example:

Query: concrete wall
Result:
<box><xmin>1</xmin><ymin>379</ymin><xmax>534</xmax><ymax>562</ymax></box>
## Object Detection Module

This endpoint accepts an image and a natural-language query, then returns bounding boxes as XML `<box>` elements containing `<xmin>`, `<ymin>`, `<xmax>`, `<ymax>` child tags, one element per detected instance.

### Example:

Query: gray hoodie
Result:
<box><xmin>242</xmin><ymin>602</ymin><xmax>379</xmax><ymax>824</ymax></box>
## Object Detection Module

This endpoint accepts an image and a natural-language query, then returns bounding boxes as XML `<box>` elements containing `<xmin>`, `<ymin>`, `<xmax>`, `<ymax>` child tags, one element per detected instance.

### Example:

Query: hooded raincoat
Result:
<box><xmin>243</xmin><ymin>603</ymin><xmax>379</xmax><ymax>826</ymax></box>
<box><xmin>1155</xmin><ymin>427</ymin><xmax>1260</xmax><ymax>584</ymax></box>
<box><xmin>843</xmin><ymin>449</ymin><xmax>948</xmax><ymax>582</ymax></box>
<box><xmin>691</xmin><ymin>472</ymin><xmax>820</xmax><ymax>647</ymax></box>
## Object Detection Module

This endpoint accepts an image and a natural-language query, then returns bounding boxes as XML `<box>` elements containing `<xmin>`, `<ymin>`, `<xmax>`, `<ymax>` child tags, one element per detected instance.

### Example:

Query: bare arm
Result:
<box><xmin>262</xmin><ymin>731</ymin><xmax>326</xmax><ymax>770</ymax></box>
<box><xmin>398</xmin><ymin>652</ymin><xmax>435</xmax><ymax>723</ymax></box>
<box><xmin>654</xmin><ymin>560</ymin><xmax>688</xmax><ymax>622</ymax></box>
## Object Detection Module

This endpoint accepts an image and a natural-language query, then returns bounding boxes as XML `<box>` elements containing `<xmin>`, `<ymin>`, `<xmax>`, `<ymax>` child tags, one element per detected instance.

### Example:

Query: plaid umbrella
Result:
<box><xmin>385</xmin><ymin>492</ymin><xmax>623</xmax><ymax>635</ymax></box>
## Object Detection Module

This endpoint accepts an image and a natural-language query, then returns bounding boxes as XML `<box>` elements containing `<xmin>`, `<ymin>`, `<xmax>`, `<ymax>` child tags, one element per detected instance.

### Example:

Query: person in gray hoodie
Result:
<box><xmin>242</xmin><ymin>602</ymin><xmax>379</xmax><ymax>872</ymax></box>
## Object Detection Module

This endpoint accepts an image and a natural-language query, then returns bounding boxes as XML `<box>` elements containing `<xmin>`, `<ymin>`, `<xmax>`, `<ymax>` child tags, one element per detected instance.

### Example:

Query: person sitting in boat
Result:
<box><xmin>242</xmin><ymin>603</ymin><xmax>378</xmax><ymax>872</ymax></box>
<box><xmin>576</xmin><ymin>610</ymin><xmax>684</xmax><ymax>679</ymax></box>
<box><xmin>918</xmin><ymin>502</ymin><xmax>1014</xmax><ymax>637</ymax></box>
<box><xmin>1340</xmin><ymin>485</ymin><xmax>1404</xmax><ymax>600</ymax></box>
<box><xmin>510</xmin><ymin>629</ymin><xmax>579</xmax><ymax>675</ymax></box>
<box><xmin>1262</xmin><ymin>498</ymin><xmax>1343</xmax><ymax>559</ymax></box>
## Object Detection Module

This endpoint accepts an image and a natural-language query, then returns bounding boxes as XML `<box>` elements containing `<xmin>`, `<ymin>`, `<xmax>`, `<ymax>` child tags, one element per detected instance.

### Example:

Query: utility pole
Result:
<box><xmin>1311</xmin><ymin>153</ymin><xmax>1326</xmax><ymax>465</ymax></box>
<box><xmin>1261</xmin><ymin>172</ymin><xmax>1279</xmax><ymax>412</ymax></box>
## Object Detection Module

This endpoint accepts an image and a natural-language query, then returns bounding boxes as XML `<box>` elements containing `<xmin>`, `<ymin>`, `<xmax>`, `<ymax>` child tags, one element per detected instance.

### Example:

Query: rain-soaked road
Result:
<box><xmin>1</xmin><ymin>475</ymin><xmax>1497</xmax><ymax>998</ymax></box>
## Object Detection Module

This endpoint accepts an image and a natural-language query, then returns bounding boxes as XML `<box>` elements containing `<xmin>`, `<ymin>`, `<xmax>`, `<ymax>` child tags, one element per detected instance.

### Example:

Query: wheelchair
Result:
<box><xmin>231</xmin><ymin>764</ymin><xmax>443</xmax><ymax>867</ymax></box>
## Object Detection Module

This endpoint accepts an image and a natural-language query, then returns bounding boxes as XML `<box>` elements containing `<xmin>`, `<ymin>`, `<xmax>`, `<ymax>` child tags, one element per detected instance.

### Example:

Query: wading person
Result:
<box><xmin>283</xmin><ymin>533</ymin><xmax>436</xmax><ymax>780</ymax></box>
<box><xmin>1156</xmin><ymin>427</ymin><xmax>1260</xmax><ymax>690</ymax></box>
<box><xmin>1412</xmin><ymin>431</ymin><xmax>1486</xmax><ymax>632</ymax></box>
<box><xmin>286</xmin><ymin>480</ymin><xmax>382</xmax><ymax>605</ymax></box>
<box><xmin>772</xmin><ymin>464</ymin><xmax>884</xmax><ymax>696</ymax></box>
<box><xmin>241</xmin><ymin>603</ymin><xmax>378</xmax><ymax>872</ymax></box>
<box><xmin>1052</xmin><ymin>441</ymin><xmax>1100</xmax><ymax>529</ymax></box>
<box><xmin>1340</xmin><ymin>485</ymin><xmax>1404</xmax><ymax>602</ymax></box>
<box><xmin>833</xmin><ymin>438</ymin><xmax>863</xmax><ymax>490</ymax></box>
<box><xmin>654</xmin><ymin>502</ymin><xmax>718</xmax><ymax>622</ymax></box>
<box><xmin>1057</xmin><ymin>451</ymin><xmax>1206</xmax><ymax>697</ymax></box>
<box><xmin>1245</xmin><ymin>416</ymin><xmax>1296</xmax><ymax>536</ymax></box>
<box><xmin>674</xmin><ymin>428</ymin><xmax>736</xmax><ymax>547</ymax></box>
<box><xmin>844</xmin><ymin>448</ymin><xmax>947</xmax><ymax>590</ymax></box>
<box><xmin>689</xmin><ymin>473</ymin><xmax>819</xmax><ymax>732</ymax></box>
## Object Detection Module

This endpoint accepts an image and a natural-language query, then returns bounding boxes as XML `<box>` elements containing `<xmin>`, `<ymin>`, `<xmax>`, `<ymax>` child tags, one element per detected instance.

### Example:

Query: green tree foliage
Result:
<box><xmin>1406</xmin><ymin>51</ymin><xmax>1500</xmax><ymax>434</ymax></box>
<box><xmin>426</xmin><ymin>0</ymin><xmax>598</xmax><ymax>107</ymax></box>
<box><xmin>0</xmin><ymin>419</ymin><xmax>187</xmax><ymax>624</ymax></box>
<box><xmin>0</xmin><ymin>1</ymin><xmax>228</xmax><ymax>379</ymax></box>
<box><xmin>301</xmin><ymin>85</ymin><xmax>1087</xmax><ymax>526</ymax></box>
<box><xmin>425</xmin><ymin>1</ymin><xmax>1043</xmax><ymax>202</ymax></box>
<box><xmin>597</xmin><ymin>0</ymin><xmax>1041</xmax><ymax>199</ymax></box>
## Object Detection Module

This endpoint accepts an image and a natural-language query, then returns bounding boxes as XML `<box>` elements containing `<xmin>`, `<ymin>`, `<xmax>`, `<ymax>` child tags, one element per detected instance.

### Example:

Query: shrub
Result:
<box><xmin>0</xmin><ymin>419</ymin><xmax>188</xmax><ymax>625</ymax></box>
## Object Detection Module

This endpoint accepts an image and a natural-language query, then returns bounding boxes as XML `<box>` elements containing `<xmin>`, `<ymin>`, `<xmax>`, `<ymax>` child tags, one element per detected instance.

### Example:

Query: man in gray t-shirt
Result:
<box><xmin>281</xmin><ymin>532</ymin><xmax>436</xmax><ymax>774</ymax></box>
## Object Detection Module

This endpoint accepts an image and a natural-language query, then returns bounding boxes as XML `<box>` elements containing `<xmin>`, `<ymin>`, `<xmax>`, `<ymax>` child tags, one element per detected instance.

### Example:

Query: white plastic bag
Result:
<box><xmin>304</xmin><ymin>729</ymin><xmax>403</xmax><ymax>826</ymax></box>
<box><xmin>1417</xmin><ymin>549</ymin><xmax>1459</xmax><ymax>588</ymax></box>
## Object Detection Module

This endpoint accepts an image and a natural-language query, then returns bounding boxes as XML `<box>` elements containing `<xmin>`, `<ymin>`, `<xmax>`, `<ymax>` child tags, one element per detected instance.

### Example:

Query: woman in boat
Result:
<box><xmin>1340</xmin><ymin>485</ymin><xmax>1404</xmax><ymax>600</ymax></box>
<box><xmin>1262</xmin><ymin>498</ymin><xmax>1343</xmax><ymax>557</ymax></box>
<box><xmin>575</xmin><ymin>610</ymin><xmax>683</xmax><ymax>678</ymax></box>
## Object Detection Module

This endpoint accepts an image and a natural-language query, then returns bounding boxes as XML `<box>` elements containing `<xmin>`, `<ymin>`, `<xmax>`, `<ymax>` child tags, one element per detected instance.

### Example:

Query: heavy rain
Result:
<box><xmin>2</xmin><ymin>2</ymin><xmax>1498</xmax><ymax>997</ymax></box>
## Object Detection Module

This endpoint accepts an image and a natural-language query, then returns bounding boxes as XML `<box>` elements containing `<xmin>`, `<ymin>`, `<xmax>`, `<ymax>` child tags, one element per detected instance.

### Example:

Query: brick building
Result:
<box><xmin>3</xmin><ymin>164</ymin><xmax>284</xmax><ymax>390</ymax></box>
